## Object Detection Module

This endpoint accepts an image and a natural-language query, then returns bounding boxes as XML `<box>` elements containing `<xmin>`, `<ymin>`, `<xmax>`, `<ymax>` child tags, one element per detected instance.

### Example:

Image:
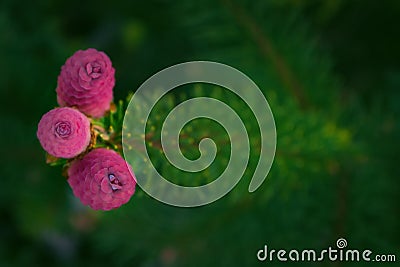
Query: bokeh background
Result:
<box><xmin>1</xmin><ymin>0</ymin><xmax>399</xmax><ymax>266</ymax></box>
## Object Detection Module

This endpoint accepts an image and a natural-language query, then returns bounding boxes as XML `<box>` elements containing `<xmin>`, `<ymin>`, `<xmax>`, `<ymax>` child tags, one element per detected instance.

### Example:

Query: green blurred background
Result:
<box><xmin>0</xmin><ymin>0</ymin><xmax>399</xmax><ymax>266</ymax></box>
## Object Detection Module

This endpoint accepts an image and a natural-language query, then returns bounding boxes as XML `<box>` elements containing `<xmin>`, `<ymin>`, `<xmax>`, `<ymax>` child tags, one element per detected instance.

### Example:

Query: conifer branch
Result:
<box><xmin>222</xmin><ymin>0</ymin><xmax>310</xmax><ymax>109</ymax></box>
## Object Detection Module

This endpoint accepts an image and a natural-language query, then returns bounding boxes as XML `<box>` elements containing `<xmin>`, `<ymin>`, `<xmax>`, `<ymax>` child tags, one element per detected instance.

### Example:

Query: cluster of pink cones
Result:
<box><xmin>37</xmin><ymin>48</ymin><xmax>136</xmax><ymax>211</ymax></box>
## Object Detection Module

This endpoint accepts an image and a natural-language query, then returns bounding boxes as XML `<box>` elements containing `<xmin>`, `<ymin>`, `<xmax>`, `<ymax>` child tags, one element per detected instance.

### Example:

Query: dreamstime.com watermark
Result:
<box><xmin>257</xmin><ymin>238</ymin><xmax>396</xmax><ymax>263</ymax></box>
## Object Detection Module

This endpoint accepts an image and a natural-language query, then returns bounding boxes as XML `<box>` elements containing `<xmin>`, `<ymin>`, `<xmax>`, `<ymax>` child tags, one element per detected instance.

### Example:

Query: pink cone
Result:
<box><xmin>68</xmin><ymin>148</ymin><xmax>136</xmax><ymax>211</ymax></box>
<box><xmin>56</xmin><ymin>48</ymin><xmax>115</xmax><ymax>118</ymax></box>
<box><xmin>37</xmin><ymin>107</ymin><xmax>91</xmax><ymax>158</ymax></box>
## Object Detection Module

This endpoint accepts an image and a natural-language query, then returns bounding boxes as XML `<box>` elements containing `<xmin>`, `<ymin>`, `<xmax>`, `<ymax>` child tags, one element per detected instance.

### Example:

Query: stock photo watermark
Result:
<box><xmin>122</xmin><ymin>61</ymin><xmax>276</xmax><ymax>207</ymax></box>
<box><xmin>257</xmin><ymin>238</ymin><xmax>396</xmax><ymax>263</ymax></box>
